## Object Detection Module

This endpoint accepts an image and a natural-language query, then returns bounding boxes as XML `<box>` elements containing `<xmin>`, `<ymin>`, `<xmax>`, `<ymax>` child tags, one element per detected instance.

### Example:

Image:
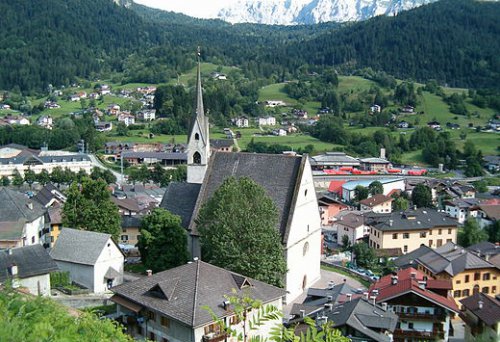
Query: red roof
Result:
<box><xmin>369</xmin><ymin>268</ymin><xmax>459</xmax><ymax>313</ymax></box>
<box><xmin>328</xmin><ymin>180</ymin><xmax>346</xmax><ymax>194</ymax></box>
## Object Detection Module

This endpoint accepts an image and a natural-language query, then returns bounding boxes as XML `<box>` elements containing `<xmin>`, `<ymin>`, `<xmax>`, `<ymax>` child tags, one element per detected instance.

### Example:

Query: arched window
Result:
<box><xmin>473</xmin><ymin>285</ymin><xmax>480</xmax><ymax>295</ymax></box>
<box><xmin>195</xmin><ymin>133</ymin><xmax>200</xmax><ymax>141</ymax></box>
<box><xmin>193</xmin><ymin>152</ymin><xmax>201</xmax><ymax>165</ymax></box>
<box><xmin>303</xmin><ymin>242</ymin><xmax>309</xmax><ymax>256</ymax></box>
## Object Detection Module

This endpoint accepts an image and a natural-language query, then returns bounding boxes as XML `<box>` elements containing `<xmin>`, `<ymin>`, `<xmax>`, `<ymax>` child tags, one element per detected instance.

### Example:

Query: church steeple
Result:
<box><xmin>187</xmin><ymin>47</ymin><xmax>210</xmax><ymax>184</ymax></box>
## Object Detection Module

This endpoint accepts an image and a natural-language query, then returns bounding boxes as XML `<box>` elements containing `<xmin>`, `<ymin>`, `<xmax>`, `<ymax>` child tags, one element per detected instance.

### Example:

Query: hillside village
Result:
<box><xmin>0</xmin><ymin>61</ymin><xmax>499</xmax><ymax>342</ymax></box>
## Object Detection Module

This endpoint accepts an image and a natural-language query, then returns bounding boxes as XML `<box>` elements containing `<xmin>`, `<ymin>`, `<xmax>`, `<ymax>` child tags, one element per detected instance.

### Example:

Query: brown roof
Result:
<box><xmin>359</xmin><ymin>194</ymin><xmax>393</xmax><ymax>208</ymax></box>
<box><xmin>460</xmin><ymin>293</ymin><xmax>500</xmax><ymax>326</ymax></box>
<box><xmin>111</xmin><ymin>197</ymin><xmax>141</xmax><ymax>213</ymax></box>
<box><xmin>478</xmin><ymin>205</ymin><xmax>500</xmax><ymax>220</ymax></box>
<box><xmin>336</xmin><ymin>212</ymin><xmax>365</xmax><ymax>229</ymax></box>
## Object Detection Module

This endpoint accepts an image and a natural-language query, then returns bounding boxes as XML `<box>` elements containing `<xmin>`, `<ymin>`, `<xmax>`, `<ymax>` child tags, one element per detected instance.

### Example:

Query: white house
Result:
<box><xmin>272</xmin><ymin>128</ymin><xmax>287</xmax><ymax>136</ymax></box>
<box><xmin>111</xmin><ymin>260</ymin><xmax>285</xmax><ymax>342</ymax></box>
<box><xmin>0</xmin><ymin>245</ymin><xmax>58</xmax><ymax>296</ymax></box>
<box><xmin>334</xmin><ymin>212</ymin><xmax>370</xmax><ymax>246</ymax></box>
<box><xmin>50</xmin><ymin>228</ymin><xmax>124</xmax><ymax>293</ymax></box>
<box><xmin>258</xmin><ymin>116</ymin><xmax>276</xmax><ymax>126</ymax></box>
<box><xmin>359</xmin><ymin>194</ymin><xmax>393</xmax><ymax>213</ymax></box>
<box><xmin>0</xmin><ymin>187</ymin><xmax>46</xmax><ymax>249</ymax></box>
<box><xmin>232</xmin><ymin>117</ymin><xmax>249</xmax><ymax>128</ymax></box>
<box><xmin>370</xmin><ymin>104</ymin><xmax>381</xmax><ymax>113</ymax></box>
<box><xmin>265</xmin><ymin>100</ymin><xmax>286</xmax><ymax>107</ymax></box>
<box><xmin>37</xmin><ymin>115</ymin><xmax>53</xmax><ymax>129</ymax></box>
<box><xmin>161</xmin><ymin>60</ymin><xmax>322</xmax><ymax>303</ymax></box>
<box><xmin>342</xmin><ymin>178</ymin><xmax>405</xmax><ymax>202</ymax></box>
<box><xmin>118</xmin><ymin>113</ymin><xmax>135</xmax><ymax>126</ymax></box>
<box><xmin>444</xmin><ymin>198</ymin><xmax>481</xmax><ymax>224</ymax></box>
<box><xmin>137</xmin><ymin>109</ymin><xmax>156</xmax><ymax>121</ymax></box>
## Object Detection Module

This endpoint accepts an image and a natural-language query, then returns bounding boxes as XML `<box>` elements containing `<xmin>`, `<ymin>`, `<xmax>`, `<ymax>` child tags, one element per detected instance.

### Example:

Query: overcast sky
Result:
<box><xmin>134</xmin><ymin>0</ymin><xmax>236</xmax><ymax>18</ymax></box>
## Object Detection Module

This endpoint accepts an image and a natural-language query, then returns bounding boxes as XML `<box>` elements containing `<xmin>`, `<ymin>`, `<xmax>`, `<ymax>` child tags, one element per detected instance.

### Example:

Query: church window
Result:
<box><xmin>193</xmin><ymin>152</ymin><xmax>201</xmax><ymax>164</ymax></box>
<box><xmin>304</xmin><ymin>189</ymin><xmax>308</xmax><ymax>197</ymax></box>
<box><xmin>303</xmin><ymin>242</ymin><xmax>309</xmax><ymax>256</ymax></box>
<box><xmin>195</xmin><ymin>133</ymin><xmax>200</xmax><ymax>141</ymax></box>
<box><xmin>302</xmin><ymin>275</ymin><xmax>307</xmax><ymax>290</ymax></box>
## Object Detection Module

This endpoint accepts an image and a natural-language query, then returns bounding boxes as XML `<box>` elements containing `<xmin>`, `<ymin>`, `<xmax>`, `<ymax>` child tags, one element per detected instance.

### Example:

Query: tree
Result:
<box><xmin>196</xmin><ymin>177</ymin><xmax>287</xmax><ymax>287</ymax></box>
<box><xmin>62</xmin><ymin>178</ymin><xmax>121</xmax><ymax>240</ymax></box>
<box><xmin>50</xmin><ymin>166</ymin><xmax>66</xmax><ymax>185</ymax></box>
<box><xmin>473</xmin><ymin>180</ymin><xmax>488</xmax><ymax>193</ymax></box>
<box><xmin>352</xmin><ymin>242</ymin><xmax>376</xmax><ymax>269</ymax></box>
<box><xmin>116</xmin><ymin>122</ymin><xmax>129</xmax><ymax>136</ymax></box>
<box><xmin>368</xmin><ymin>181</ymin><xmax>383</xmax><ymax>196</ymax></box>
<box><xmin>12</xmin><ymin>169</ymin><xmax>24</xmax><ymax>187</ymax></box>
<box><xmin>137</xmin><ymin>208</ymin><xmax>189</xmax><ymax>273</ymax></box>
<box><xmin>23</xmin><ymin>168</ymin><xmax>36</xmax><ymax>188</ymax></box>
<box><xmin>458</xmin><ymin>218</ymin><xmax>488</xmax><ymax>247</ymax></box>
<box><xmin>393</xmin><ymin>196</ymin><xmax>409</xmax><ymax>211</ymax></box>
<box><xmin>0</xmin><ymin>286</ymin><xmax>132</xmax><ymax>342</ymax></box>
<box><xmin>484</xmin><ymin>221</ymin><xmax>500</xmax><ymax>243</ymax></box>
<box><xmin>36</xmin><ymin>169</ymin><xmax>50</xmax><ymax>185</ymax></box>
<box><xmin>0</xmin><ymin>176</ymin><xmax>10</xmax><ymax>186</ymax></box>
<box><xmin>354</xmin><ymin>186</ymin><xmax>369</xmax><ymax>202</ymax></box>
<box><xmin>340</xmin><ymin>235</ymin><xmax>351</xmax><ymax>252</ymax></box>
<box><xmin>411</xmin><ymin>184</ymin><xmax>433</xmax><ymax>208</ymax></box>
<box><xmin>90</xmin><ymin>167</ymin><xmax>116</xmax><ymax>184</ymax></box>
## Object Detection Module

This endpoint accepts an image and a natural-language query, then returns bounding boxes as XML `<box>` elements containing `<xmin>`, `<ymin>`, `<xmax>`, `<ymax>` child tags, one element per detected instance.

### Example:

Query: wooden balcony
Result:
<box><xmin>202</xmin><ymin>332</ymin><xmax>227</xmax><ymax>342</ymax></box>
<box><xmin>397</xmin><ymin>311</ymin><xmax>445</xmax><ymax>321</ymax></box>
<box><xmin>394</xmin><ymin>328</ymin><xmax>444</xmax><ymax>340</ymax></box>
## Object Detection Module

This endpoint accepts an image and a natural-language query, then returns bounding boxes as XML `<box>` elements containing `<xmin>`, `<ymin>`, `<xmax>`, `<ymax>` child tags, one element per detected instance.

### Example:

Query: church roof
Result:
<box><xmin>160</xmin><ymin>183</ymin><xmax>202</xmax><ymax>229</ymax></box>
<box><xmin>188</xmin><ymin>57</ymin><xmax>208</xmax><ymax>146</ymax></box>
<box><xmin>188</xmin><ymin>152</ymin><xmax>304</xmax><ymax>244</ymax></box>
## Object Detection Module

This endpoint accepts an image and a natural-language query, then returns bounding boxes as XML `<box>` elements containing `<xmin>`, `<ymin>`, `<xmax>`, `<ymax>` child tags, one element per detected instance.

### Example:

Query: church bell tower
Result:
<box><xmin>187</xmin><ymin>48</ymin><xmax>210</xmax><ymax>184</ymax></box>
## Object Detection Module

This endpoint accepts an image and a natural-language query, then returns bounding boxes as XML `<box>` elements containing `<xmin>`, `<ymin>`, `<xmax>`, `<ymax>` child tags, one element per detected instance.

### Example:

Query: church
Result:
<box><xmin>160</xmin><ymin>57</ymin><xmax>321</xmax><ymax>303</ymax></box>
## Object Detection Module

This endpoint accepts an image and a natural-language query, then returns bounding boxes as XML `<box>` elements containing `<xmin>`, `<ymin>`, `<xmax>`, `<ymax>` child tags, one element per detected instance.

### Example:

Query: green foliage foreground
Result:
<box><xmin>0</xmin><ymin>287</ymin><xmax>132</xmax><ymax>342</ymax></box>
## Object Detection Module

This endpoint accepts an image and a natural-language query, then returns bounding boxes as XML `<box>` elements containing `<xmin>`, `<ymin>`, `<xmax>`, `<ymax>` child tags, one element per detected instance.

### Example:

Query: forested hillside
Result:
<box><xmin>0</xmin><ymin>0</ymin><xmax>499</xmax><ymax>93</ymax></box>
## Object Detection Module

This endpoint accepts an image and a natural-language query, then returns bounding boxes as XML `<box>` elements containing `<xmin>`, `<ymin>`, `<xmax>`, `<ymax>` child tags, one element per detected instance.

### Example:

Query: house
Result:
<box><xmin>95</xmin><ymin>121</ymin><xmax>113</xmax><ymax>132</ymax></box>
<box><xmin>402</xmin><ymin>105</ymin><xmax>415</xmax><ymax>113</ymax></box>
<box><xmin>318</xmin><ymin>195</ymin><xmax>348</xmax><ymax>226</ymax></box>
<box><xmin>120</xmin><ymin>216</ymin><xmax>142</xmax><ymax>248</ymax></box>
<box><xmin>210</xmin><ymin>139</ymin><xmax>233</xmax><ymax>152</ymax></box>
<box><xmin>107</xmin><ymin>104</ymin><xmax>121</xmax><ymax>115</ymax></box>
<box><xmin>0</xmin><ymin>245</ymin><xmax>58</xmax><ymax>296</ymax></box>
<box><xmin>3</xmin><ymin>115</ymin><xmax>30</xmax><ymax>126</ymax></box>
<box><xmin>232</xmin><ymin>117</ymin><xmax>249</xmax><ymax>128</ymax></box>
<box><xmin>397</xmin><ymin>121</ymin><xmax>409</xmax><ymax>129</ymax></box>
<box><xmin>369</xmin><ymin>267</ymin><xmax>459</xmax><ymax>341</ymax></box>
<box><xmin>43</xmin><ymin>101</ymin><xmax>60</xmax><ymax>109</ymax></box>
<box><xmin>46</xmin><ymin>205</ymin><xmax>63</xmax><ymax>248</ymax></box>
<box><xmin>366</xmin><ymin>208</ymin><xmax>457</xmax><ymax>253</ymax></box>
<box><xmin>395</xmin><ymin>242</ymin><xmax>500</xmax><ymax>305</ymax></box>
<box><xmin>470</xmin><ymin>204</ymin><xmax>500</xmax><ymax>228</ymax></box>
<box><xmin>446</xmin><ymin>122</ymin><xmax>460</xmax><ymax>130</ymax></box>
<box><xmin>427</xmin><ymin>121</ymin><xmax>441</xmax><ymax>130</ymax></box>
<box><xmin>359</xmin><ymin>157</ymin><xmax>391</xmax><ymax>172</ymax></box>
<box><xmin>467</xmin><ymin>241</ymin><xmax>500</xmax><ymax>269</ymax></box>
<box><xmin>112</xmin><ymin>197</ymin><xmax>141</xmax><ymax>216</ymax></box>
<box><xmin>309</xmin><ymin>152</ymin><xmax>361</xmax><ymax>171</ymax></box>
<box><xmin>370</xmin><ymin>104</ymin><xmax>381</xmax><ymax>113</ymax></box>
<box><xmin>265</xmin><ymin>100</ymin><xmax>286</xmax><ymax>107</ymax></box>
<box><xmin>121</xmin><ymin>151</ymin><xmax>187</xmax><ymax>166</ymax></box>
<box><xmin>33</xmin><ymin>183</ymin><xmax>67</xmax><ymax>208</ymax></box>
<box><xmin>444</xmin><ymin>198</ymin><xmax>481</xmax><ymax>224</ymax></box>
<box><xmin>342</xmin><ymin>178</ymin><xmax>405</xmax><ymax>202</ymax></box>
<box><xmin>334</xmin><ymin>212</ymin><xmax>369</xmax><ymax>246</ymax></box>
<box><xmin>292</xmin><ymin>109</ymin><xmax>308</xmax><ymax>119</ymax></box>
<box><xmin>160</xmin><ymin>61</ymin><xmax>321</xmax><ymax>303</ymax></box>
<box><xmin>36</xmin><ymin>115</ymin><xmax>53</xmax><ymax>129</ymax></box>
<box><xmin>118</xmin><ymin>113</ymin><xmax>135</xmax><ymax>126</ymax></box>
<box><xmin>99</xmin><ymin>84</ymin><xmax>111</xmax><ymax>95</ymax></box>
<box><xmin>483</xmin><ymin>155</ymin><xmax>500</xmax><ymax>173</ymax></box>
<box><xmin>272</xmin><ymin>128</ymin><xmax>287</xmax><ymax>136</ymax></box>
<box><xmin>70</xmin><ymin>94</ymin><xmax>81</xmax><ymax>102</ymax></box>
<box><xmin>136</xmin><ymin>109</ymin><xmax>156</xmax><ymax>121</ymax></box>
<box><xmin>50</xmin><ymin>228</ymin><xmax>124</xmax><ymax>293</ymax></box>
<box><xmin>460</xmin><ymin>293</ymin><xmax>500</xmax><ymax>341</ymax></box>
<box><xmin>110</xmin><ymin>260</ymin><xmax>285</xmax><ymax>342</ymax></box>
<box><xmin>0</xmin><ymin>188</ymin><xmax>46</xmax><ymax>249</ymax></box>
<box><xmin>258</xmin><ymin>116</ymin><xmax>276</xmax><ymax>126</ymax></box>
<box><xmin>359</xmin><ymin>194</ymin><xmax>393</xmax><ymax>213</ymax></box>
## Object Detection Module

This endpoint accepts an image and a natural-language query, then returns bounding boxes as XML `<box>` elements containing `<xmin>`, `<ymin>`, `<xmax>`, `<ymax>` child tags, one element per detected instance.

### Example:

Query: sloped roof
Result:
<box><xmin>460</xmin><ymin>292</ymin><xmax>500</xmax><ymax>327</ymax></box>
<box><xmin>0</xmin><ymin>188</ymin><xmax>46</xmax><ymax>223</ymax></box>
<box><xmin>47</xmin><ymin>205</ymin><xmax>63</xmax><ymax>225</ymax></box>
<box><xmin>477</xmin><ymin>205</ymin><xmax>500</xmax><ymax>220</ymax></box>
<box><xmin>111</xmin><ymin>260</ymin><xmax>285</xmax><ymax>328</ymax></box>
<box><xmin>336</xmin><ymin>212</ymin><xmax>365</xmax><ymax>229</ymax></box>
<box><xmin>394</xmin><ymin>244</ymin><xmax>434</xmax><ymax>268</ymax></box>
<box><xmin>160</xmin><ymin>183</ymin><xmax>201</xmax><ymax>229</ymax></box>
<box><xmin>328</xmin><ymin>180</ymin><xmax>346</xmax><ymax>194</ymax></box>
<box><xmin>33</xmin><ymin>183</ymin><xmax>61</xmax><ymax>207</ymax></box>
<box><xmin>0</xmin><ymin>244</ymin><xmax>58</xmax><ymax>281</ymax></box>
<box><xmin>121</xmin><ymin>215</ymin><xmax>142</xmax><ymax>229</ymax></box>
<box><xmin>189</xmin><ymin>152</ymin><xmax>304</xmax><ymax>244</ymax></box>
<box><xmin>111</xmin><ymin>197</ymin><xmax>141</xmax><ymax>213</ymax></box>
<box><xmin>50</xmin><ymin>228</ymin><xmax>115</xmax><ymax>266</ymax></box>
<box><xmin>210</xmin><ymin>139</ymin><xmax>233</xmax><ymax>149</ymax></box>
<box><xmin>359</xmin><ymin>194</ymin><xmax>393</xmax><ymax>207</ymax></box>
<box><xmin>365</xmin><ymin>208</ymin><xmax>457</xmax><ymax>232</ymax></box>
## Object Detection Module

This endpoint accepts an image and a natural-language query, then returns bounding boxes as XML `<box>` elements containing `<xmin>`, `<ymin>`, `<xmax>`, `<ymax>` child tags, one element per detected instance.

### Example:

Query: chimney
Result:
<box><xmin>485</xmin><ymin>254</ymin><xmax>490</xmax><ymax>261</ymax></box>
<box><xmin>299</xmin><ymin>309</ymin><xmax>306</xmax><ymax>318</ymax></box>
<box><xmin>413</xmin><ymin>205</ymin><xmax>417</xmax><ymax>211</ymax></box>
<box><xmin>328</xmin><ymin>280</ymin><xmax>335</xmax><ymax>289</ymax></box>
<box><xmin>453</xmin><ymin>245</ymin><xmax>458</xmax><ymax>250</ymax></box>
<box><xmin>27</xmin><ymin>202</ymin><xmax>33</xmax><ymax>210</ymax></box>
<box><xmin>391</xmin><ymin>275</ymin><xmax>398</xmax><ymax>285</ymax></box>
<box><xmin>478</xmin><ymin>300</ymin><xmax>483</xmax><ymax>310</ymax></box>
<box><xmin>327</xmin><ymin>295</ymin><xmax>333</xmax><ymax>302</ymax></box>
<box><xmin>389</xmin><ymin>219</ymin><xmax>393</xmax><ymax>227</ymax></box>
<box><xmin>363</xmin><ymin>292</ymin><xmax>369</xmax><ymax>300</ymax></box>
<box><xmin>418</xmin><ymin>281</ymin><xmax>427</xmax><ymax>290</ymax></box>
<box><xmin>7</xmin><ymin>249</ymin><xmax>12</xmax><ymax>255</ymax></box>
<box><xmin>9</xmin><ymin>263</ymin><xmax>18</xmax><ymax>277</ymax></box>
<box><xmin>381</xmin><ymin>302</ymin><xmax>388</xmax><ymax>311</ymax></box>
<box><xmin>370</xmin><ymin>295</ymin><xmax>377</xmax><ymax>306</ymax></box>
<box><xmin>347</xmin><ymin>293</ymin><xmax>352</xmax><ymax>302</ymax></box>
<box><xmin>146</xmin><ymin>269</ymin><xmax>152</xmax><ymax>277</ymax></box>
<box><xmin>410</xmin><ymin>272</ymin><xmax>416</xmax><ymax>279</ymax></box>
<box><xmin>324</xmin><ymin>303</ymin><xmax>333</xmax><ymax>311</ymax></box>
<box><xmin>380</xmin><ymin>148</ymin><xmax>386</xmax><ymax>160</ymax></box>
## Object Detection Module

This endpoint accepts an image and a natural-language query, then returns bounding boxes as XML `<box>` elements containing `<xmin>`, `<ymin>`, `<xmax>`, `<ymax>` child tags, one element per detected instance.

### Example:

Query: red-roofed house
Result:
<box><xmin>369</xmin><ymin>268</ymin><xmax>459</xmax><ymax>341</ymax></box>
<box><xmin>318</xmin><ymin>195</ymin><xmax>349</xmax><ymax>226</ymax></box>
<box><xmin>328</xmin><ymin>180</ymin><xmax>346</xmax><ymax>195</ymax></box>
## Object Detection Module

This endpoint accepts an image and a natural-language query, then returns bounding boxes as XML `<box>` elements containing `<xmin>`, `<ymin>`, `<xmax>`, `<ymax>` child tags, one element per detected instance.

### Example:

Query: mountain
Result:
<box><xmin>217</xmin><ymin>0</ymin><xmax>436</xmax><ymax>25</ymax></box>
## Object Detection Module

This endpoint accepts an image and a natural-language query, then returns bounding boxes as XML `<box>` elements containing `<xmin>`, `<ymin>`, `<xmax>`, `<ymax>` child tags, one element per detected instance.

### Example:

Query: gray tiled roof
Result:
<box><xmin>122</xmin><ymin>151</ymin><xmax>187</xmax><ymax>160</ymax></box>
<box><xmin>0</xmin><ymin>187</ymin><xmax>46</xmax><ymax>223</ymax></box>
<box><xmin>210</xmin><ymin>139</ymin><xmax>233</xmax><ymax>149</ymax></box>
<box><xmin>111</xmin><ymin>260</ymin><xmax>285</xmax><ymax>328</ymax></box>
<box><xmin>160</xmin><ymin>183</ymin><xmax>202</xmax><ymax>229</ymax></box>
<box><xmin>460</xmin><ymin>292</ymin><xmax>500</xmax><ymax>327</ymax></box>
<box><xmin>467</xmin><ymin>241</ymin><xmax>500</xmax><ymax>257</ymax></box>
<box><xmin>0</xmin><ymin>244</ymin><xmax>58</xmax><ymax>282</ymax></box>
<box><xmin>50</xmin><ymin>228</ymin><xmax>114</xmax><ymax>266</ymax></box>
<box><xmin>394</xmin><ymin>245</ymin><xmax>434</xmax><ymax>268</ymax></box>
<box><xmin>189</xmin><ymin>152</ymin><xmax>303</xmax><ymax>243</ymax></box>
<box><xmin>366</xmin><ymin>208</ymin><xmax>456</xmax><ymax>232</ymax></box>
<box><xmin>121</xmin><ymin>215</ymin><xmax>142</xmax><ymax>229</ymax></box>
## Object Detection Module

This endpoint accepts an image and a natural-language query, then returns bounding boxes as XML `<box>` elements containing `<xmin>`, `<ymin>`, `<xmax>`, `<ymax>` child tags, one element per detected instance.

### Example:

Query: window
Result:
<box><xmin>447</xmin><ymin>239</ymin><xmax>452</xmax><ymax>243</ymax></box>
<box><xmin>149</xmin><ymin>332</ymin><xmax>156</xmax><ymax>341</ymax></box>
<box><xmin>482</xmin><ymin>287</ymin><xmax>489</xmax><ymax>294</ymax></box>
<box><xmin>122</xmin><ymin>228</ymin><xmax>127</xmax><ymax>232</ymax></box>
<box><xmin>420</xmin><ymin>232</ymin><xmax>426</xmax><ymax>238</ymax></box>
<box><xmin>408</xmin><ymin>322</ymin><xmax>414</xmax><ymax>329</ymax></box>
<box><xmin>161</xmin><ymin>316</ymin><xmax>170</xmax><ymax>327</ymax></box>
<box><xmin>404</xmin><ymin>245</ymin><xmax>408</xmax><ymax>253</ymax></box>
<box><xmin>392</xmin><ymin>233</ymin><xmax>398</xmax><ymax>239</ymax></box>
<box><xmin>437</xmin><ymin>239</ymin><xmax>443</xmax><ymax>247</ymax></box>
<box><xmin>31</xmin><ymin>236</ymin><xmax>35</xmax><ymax>244</ymax></box>
<box><xmin>303</xmin><ymin>242</ymin><xmax>309</xmax><ymax>256</ymax></box>
<box><xmin>473</xmin><ymin>285</ymin><xmax>480</xmax><ymax>295</ymax></box>
<box><xmin>456</xmin><ymin>280</ymin><xmax>461</xmax><ymax>284</ymax></box>
<box><xmin>194</xmin><ymin>133</ymin><xmax>200</xmax><ymax>140</ymax></box>
<box><xmin>193</xmin><ymin>152</ymin><xmax>201</xmax><ymax>164</ymax></box>
<box><xmin>438</xmin><ymin>229</ymin><xmax>442</xmax><ymax>235</ymax></box>
<box><xmin>204</xmin><ymin>323</ymin><xmax>222</xmax><ymax>335</ymax></box>
<box><xmin>483</xmin><ymin>273</ymin><xmax>490</xmax><ymax>281</ymax></box>
<box><xmin>121</xmin><ymin>235</ymin><xmax>128</xmax><ymax>241</ymax></box>
<box><xmin>462</xmin><ymin>289</ymin><xmax>470</xmax><ymax>297</ymax></box>
<box><xmin>493</xmin><ymin>286</ymin><xmax>497</xmax><ymax>294</ymax></box>
<box><xmin>465</xmin><ymin>275</ymin><xmax>470</xmax><ymax>283</ymax></box>
<box><xmin>429</xmin><ymin>230</ymin><xmax>432</xmax><ymax>235</ymax></box>
<box><xmin>474</xmin><ymin>272</ymin><xmax>481</xmax><ymax>281</ymax></box>
<box><xmin>304</xmin><ymin>189</ymin><xmax>308</xmax><ymax>197</ymax></box>
<box><xmin>403</xmin><ymin>233</ymin><xmax>410</xmax><ymax>239</ymax></box>
<box><xmin>147</xmin><ymin>310</ymin><xmax>156</xmax><ymax>321</ymax></box>
<box><xmin>428</xmin><ymin>240</ymin><xmax>433</xmax><ymax>247</ymax></box>
<box><xmin>229</xmin><ymin>315</ymin><xmax>241</xmax><ymax>325</ymax></box>
<box><xmin>448</xmin><ymin>229</ymin><xmax>452</xmax><ymax>234</ymax></box>
<box><xmin>453</xmin><ymin>290</ymin><xmax>461</xmax><ymax>297</ymax></box>
<box><xmin>307</xmin><ymin>224</ymin><xmax>310</xmax><ymax>232</ymax></box>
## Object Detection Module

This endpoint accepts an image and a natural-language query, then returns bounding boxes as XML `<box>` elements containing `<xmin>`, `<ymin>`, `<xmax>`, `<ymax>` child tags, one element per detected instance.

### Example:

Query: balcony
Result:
<box><xmin>394</xmin><ymin>329</ymin><xmax>444</xmax><ymax>340</ymax></box>
<box><xmin>202</xmin><ymin>332</ymin><xmax>227</xmax><ymax>342</ymax></box>
<box><xmin>397</xmin><ymin>312</ymin><xmax>445</xmax><ymax>321</ymax></box>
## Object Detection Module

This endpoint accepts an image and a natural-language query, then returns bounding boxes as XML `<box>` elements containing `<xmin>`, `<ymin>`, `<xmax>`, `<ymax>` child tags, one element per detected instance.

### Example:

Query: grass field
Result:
<box><xmin>337</xmin><ymin>76</ymin><xmax>377</xmax><ymax>93</ymax></box>
<box><xmin>258</xmin><ymin>83</ymin><xmax>297</xmax><ymax>104</ymax></box>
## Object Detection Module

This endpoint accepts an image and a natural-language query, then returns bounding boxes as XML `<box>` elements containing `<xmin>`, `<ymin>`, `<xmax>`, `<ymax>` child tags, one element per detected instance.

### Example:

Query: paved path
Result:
<box><xmin>88</xmin><ymin>153</ymin><xmax>125</xmax><ymax>183</ymax></box>
<box><xmin>283</xmin><ymin>268</ymin><xmax>365</xmax><ymax>317</ymax></box>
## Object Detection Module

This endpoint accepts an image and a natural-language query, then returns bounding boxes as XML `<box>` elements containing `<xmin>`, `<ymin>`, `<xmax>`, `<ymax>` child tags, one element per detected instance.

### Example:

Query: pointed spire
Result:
<box><xmin>195</xmin><ymin>46</ymin><xmax>204</xmax><ymax>118</ymax></box>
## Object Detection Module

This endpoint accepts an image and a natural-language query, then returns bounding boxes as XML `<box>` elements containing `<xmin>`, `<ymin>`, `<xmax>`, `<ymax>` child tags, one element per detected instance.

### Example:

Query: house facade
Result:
<box><xmin>111</xmin><ymin>260</ymin><xmax>285</xmax><ymax>342</ymax></box>
<box><xmin>359</xmin><ymin>194</ymin><xmax>393</xmax><ymax>213</ymax></box>
<box><xmin>334</xmin><ymin>212</ymin><xmax>369</xmax><ymax>246</ymax></box>
<box><xmin>50</xmin><ymin>228</ymin><xmax>124</xmax><ymax>293</ymax></box>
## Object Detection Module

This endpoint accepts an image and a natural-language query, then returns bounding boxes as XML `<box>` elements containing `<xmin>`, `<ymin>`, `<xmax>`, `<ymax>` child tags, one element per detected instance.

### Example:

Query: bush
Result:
<box><xmin>50</xmin><ymin>271</ymin><xmax>71</xmax><ymax>288</ymax></box>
